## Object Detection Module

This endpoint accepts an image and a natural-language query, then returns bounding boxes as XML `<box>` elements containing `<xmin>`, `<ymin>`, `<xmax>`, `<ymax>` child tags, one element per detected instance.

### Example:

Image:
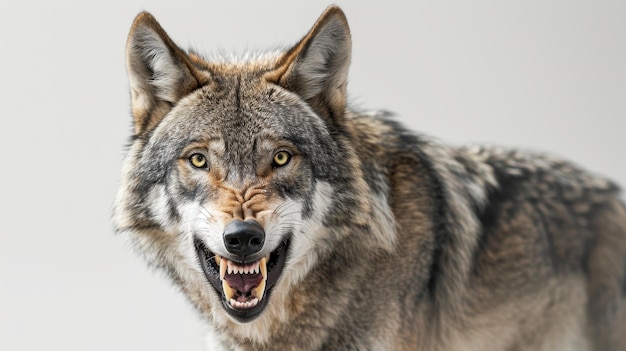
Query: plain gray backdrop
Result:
<box><xmin>1</xmin><ymin>0</ymin><xmax>624</xmax><ymax>350</ymax></box>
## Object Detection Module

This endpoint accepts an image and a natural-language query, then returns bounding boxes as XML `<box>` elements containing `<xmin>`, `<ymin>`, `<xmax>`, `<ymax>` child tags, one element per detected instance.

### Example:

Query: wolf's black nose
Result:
<box><xmin>223</xmin><ymin>219</ymin><xmax>265</xmax><ymax>257</ymax></box>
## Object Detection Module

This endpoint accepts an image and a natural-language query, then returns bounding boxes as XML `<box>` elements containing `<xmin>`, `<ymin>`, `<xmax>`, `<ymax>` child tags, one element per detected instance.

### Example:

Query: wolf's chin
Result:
<box><xmin>194</xmin><ymin>237</ymin><xmax>290</xmax><ymax>323</ymax></box>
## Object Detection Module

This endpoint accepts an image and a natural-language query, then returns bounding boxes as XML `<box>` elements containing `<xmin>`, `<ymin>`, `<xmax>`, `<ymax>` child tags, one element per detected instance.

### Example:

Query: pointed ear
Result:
<box><xmin>267</xmin><ymin>6</ymin><xmax>351</xmax><ymax>124</ymax></box>
<box><xmin>125</xmin><ymin>12</ymin><xmax>203</xmax><ymax>135</ymax></box>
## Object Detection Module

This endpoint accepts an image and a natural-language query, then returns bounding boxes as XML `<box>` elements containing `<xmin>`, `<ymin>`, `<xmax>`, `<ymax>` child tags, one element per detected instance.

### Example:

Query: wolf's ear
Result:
<box><xmin>267</xmin><ymin>6</ymin><xmax>351</xmax><ymax>125</ymax></box>
<box><xmin>125</xmin><ymin>12</ymin><xmax>203</xmax><ymax>135</ymax></box>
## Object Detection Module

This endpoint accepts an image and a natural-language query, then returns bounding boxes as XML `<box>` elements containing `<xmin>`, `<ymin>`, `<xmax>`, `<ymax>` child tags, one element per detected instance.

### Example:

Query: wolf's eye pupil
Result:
<box><xmin>189</xmin><ymin>154</ymin><xmax>207</xmax><ymax>169</ymax></box>
<box><xmin>273</xmin><ymin>151</ymin><xmax>291</xmax><ymax>167</ymax></box>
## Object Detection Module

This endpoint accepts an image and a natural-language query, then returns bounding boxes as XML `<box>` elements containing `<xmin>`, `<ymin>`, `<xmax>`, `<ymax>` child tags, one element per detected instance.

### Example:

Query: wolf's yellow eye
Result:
<box><xmin>273</xmin><ymin>151</ymin><xmax>291</xmax><ymax>167</ymax></box>
<box><xmin>189</xmin><ymin>153</ymin><xmax>207</xmax><ymax>169</ymax></box>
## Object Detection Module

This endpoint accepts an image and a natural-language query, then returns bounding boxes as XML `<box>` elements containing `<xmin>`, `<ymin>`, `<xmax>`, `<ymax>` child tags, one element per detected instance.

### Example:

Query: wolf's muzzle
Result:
<box><xmin>195</xmin><ymin>219</ymin><xmax>290</xmax><ymax>322</ymax></box>
<box><xmin>223</xmin><ymin>219</ymin><xmax>265</xmax><ymax>258</ymax></box>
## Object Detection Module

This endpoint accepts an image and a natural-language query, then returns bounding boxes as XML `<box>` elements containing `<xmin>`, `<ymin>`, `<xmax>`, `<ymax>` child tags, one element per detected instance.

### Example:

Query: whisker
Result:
<box><xmin>199</xmin><ymin>205</ymin><xmax>215</xmax><ymax>220</ymax></box>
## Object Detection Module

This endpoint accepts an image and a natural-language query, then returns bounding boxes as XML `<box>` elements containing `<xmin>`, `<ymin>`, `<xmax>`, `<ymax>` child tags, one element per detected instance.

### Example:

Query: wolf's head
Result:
<box><xmin>114</xmin><ymin>6</ymin><xmax>394</xmax><ymax>332</ymax></box>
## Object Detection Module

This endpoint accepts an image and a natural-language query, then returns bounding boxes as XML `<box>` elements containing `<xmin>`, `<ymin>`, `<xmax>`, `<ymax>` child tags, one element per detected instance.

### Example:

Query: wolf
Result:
<box><xmin>114</xmin><ymin>6</ymin><xmax>626</xmax><ymax>351</ymax></box>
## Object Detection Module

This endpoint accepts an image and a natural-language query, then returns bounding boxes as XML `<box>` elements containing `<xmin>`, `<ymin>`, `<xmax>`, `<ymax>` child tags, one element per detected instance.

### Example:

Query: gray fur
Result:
<box><xmin>115</xmin><ymin>6</ymin><xmax>626</xmax><ymax>351</ymax></box>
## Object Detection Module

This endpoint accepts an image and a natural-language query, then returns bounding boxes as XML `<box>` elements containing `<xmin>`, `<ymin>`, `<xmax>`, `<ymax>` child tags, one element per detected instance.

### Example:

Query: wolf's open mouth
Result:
<box><xmin>194</xmin><ymin>238</ymin><xmax>289</xmax><ymax>322</ymax></box>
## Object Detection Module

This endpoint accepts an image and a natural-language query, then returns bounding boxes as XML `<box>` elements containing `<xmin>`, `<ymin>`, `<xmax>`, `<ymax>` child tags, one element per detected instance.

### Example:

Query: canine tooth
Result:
<box><xmin>214</xmin><ymin>255</ymin><xmax>221</xmax><ymax>266</ymax></box>
<box><xmin>222</xmin><ymin>280</ymin><xmax>236</xmax><ymax>300</ymax></box>
<box><xmin>253</xmin><ymin>277</ymin><xmax>266</xmax><ymax>301</ymax></box>
<box><xmin>260</xmin><ymin>257</ymin><xmax>267</xmax><ymax>280</ymax></box>
<box><xmin>253</xmin><ymin>258</ymin><xmax>268</xmax><ymax>301</ymax></box>
<box><xmin>219</xmin><ymin>258</ymin><xmax>227</xmax><ymax>280</ymax></box>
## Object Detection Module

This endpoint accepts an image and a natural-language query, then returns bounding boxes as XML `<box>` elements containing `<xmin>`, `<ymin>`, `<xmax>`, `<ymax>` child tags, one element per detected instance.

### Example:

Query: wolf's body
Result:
<box><xmin>114</xmin><ymin>6</ymin><xmax>626</xmax><ymax>351</ymax></box>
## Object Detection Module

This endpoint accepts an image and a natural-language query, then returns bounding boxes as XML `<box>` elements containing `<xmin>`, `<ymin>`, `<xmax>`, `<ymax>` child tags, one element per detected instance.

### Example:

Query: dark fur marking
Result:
<box><xmin>121</xmin><ymin>222</ymin><xmax>161</xmax><ymax>232</ymax></box>
<box><xmin>472</xmin><ymin>175</ymin><xmax>519</xmax><ymax>272</ymax></box>
<box><xmin>164</xmin><ymin>187</ymin><xmax>181</xmax><ymax>223</ymax></box>
<box><xmin>300</xmin><ymin>182</ymin><xmax>314</xmax><ymax>219</ymax></box>
<box><xmin>178</xmin><ymin>181</ymin><xmax>202</xmax><ymax>201</ymax></box>
<box><xmin>234</xmin><ymin>74</ymin><xmax>241</xmax><ymax>112</ymax></box>
<box><xmin>420</xmin><ymin>163</ymin><xmax>449</xmax><ymax>299</ymax></box>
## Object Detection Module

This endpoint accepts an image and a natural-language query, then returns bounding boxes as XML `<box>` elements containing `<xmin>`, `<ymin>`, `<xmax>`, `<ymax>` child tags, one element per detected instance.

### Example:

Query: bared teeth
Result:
<box><xmin>229</xmin><ymin>298</ymin><xmax>259</xmax><ymax>309</ymax></box>
<box><xmin>221</xmin><ymin>260</ymin><xmax>263</xmax><ymax>276</ymax></box>
<box><xmin>219</xmin><ymin>256</ymin><xmax>268</xmax><ymax>303</ymax></box>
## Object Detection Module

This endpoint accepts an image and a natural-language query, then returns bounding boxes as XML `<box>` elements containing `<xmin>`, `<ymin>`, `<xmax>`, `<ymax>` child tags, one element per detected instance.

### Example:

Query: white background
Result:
<box><xmin>1</xmin><ymin>1</ymin><xmax>624</xmax><ymax>350</ymax></box>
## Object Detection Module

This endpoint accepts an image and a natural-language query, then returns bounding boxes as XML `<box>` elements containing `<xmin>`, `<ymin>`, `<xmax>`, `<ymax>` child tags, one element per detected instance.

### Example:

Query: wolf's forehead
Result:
<box><xmin>190</xmin><ymin>86</ymin><xmax>298</xmax><ymax>135</ymax></box>
<box><xmin>156</xmin><ymin>69</ymin><xmax>317</xmax><ymax>151</ymax></box>
<box><xmin>161</xmin><ymin>99</ymin><xmax>288</xmax><ymax>149</ymax></box>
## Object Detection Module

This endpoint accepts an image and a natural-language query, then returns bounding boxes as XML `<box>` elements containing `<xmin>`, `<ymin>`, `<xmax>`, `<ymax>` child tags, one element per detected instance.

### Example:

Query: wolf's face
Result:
<box><xmin>131</xmin><ymin>73</ymin><xmax>343</xmax><ymax>322</ymax></box>
<box><xmin>114</xmin><ymin>7</ymin><xmax>382</xmax><ymax>326</ymax></box>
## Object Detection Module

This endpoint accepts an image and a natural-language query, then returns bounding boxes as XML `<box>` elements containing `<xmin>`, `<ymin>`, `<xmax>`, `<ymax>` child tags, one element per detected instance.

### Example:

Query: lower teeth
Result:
<box><xmin>229</xmin><ymin>297</ymin><xmax>259</xmax><ymax>309</ymax></box>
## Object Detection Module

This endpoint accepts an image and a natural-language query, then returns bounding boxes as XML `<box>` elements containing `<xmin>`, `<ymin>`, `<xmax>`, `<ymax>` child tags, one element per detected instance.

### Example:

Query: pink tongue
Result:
<box><xmin>224</xmin><ymin>273</ymin><xmax>263</xmax><ymax>293</ymax></box>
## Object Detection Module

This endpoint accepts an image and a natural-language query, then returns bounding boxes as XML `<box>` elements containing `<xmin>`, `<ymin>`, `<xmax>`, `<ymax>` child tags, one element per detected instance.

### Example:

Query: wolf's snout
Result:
<box><xmin>223</xmin><ymin>219</ymin><xmax>265</xmax><ymax>257</ymax></box>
